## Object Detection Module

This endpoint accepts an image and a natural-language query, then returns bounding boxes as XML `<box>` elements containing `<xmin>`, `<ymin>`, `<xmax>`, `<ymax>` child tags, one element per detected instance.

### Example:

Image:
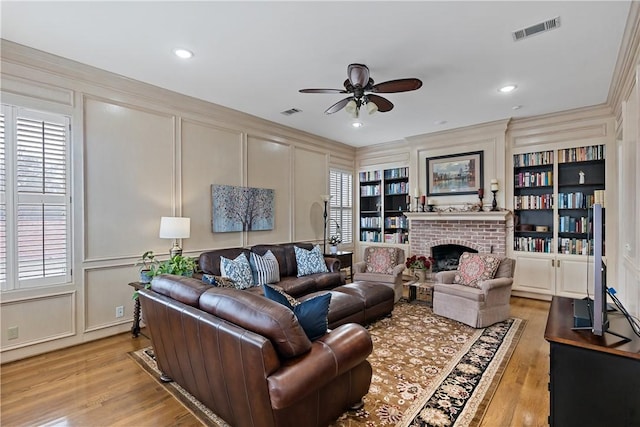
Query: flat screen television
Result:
<box><xmin>591</xmin><ymin>203</ymin><xmax>607</xmax><ymax>336</ymax></box>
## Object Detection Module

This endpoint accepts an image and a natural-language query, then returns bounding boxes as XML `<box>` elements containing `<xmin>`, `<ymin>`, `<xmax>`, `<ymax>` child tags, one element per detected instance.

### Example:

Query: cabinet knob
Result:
<box><xmin>552</xmin><ymin>259</ymin><xmax>555</xmax><ymax>267</ymax></box>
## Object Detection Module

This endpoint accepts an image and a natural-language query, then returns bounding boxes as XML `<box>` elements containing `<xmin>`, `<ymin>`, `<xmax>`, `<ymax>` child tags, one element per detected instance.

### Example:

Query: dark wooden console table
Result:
<box><xmin>128</xmin><ymin>281</ymin><xmax>148</xmax><ymax>338</ymax></box>
<box><xmin>326</xmin><ymin>251</ymin><xmax>353</xmax><ymax>281</ymax></box>
<box><xmin>544</xmin><ymin>296</ymin><xmax>640</xmax><ymax>427</ymax></box>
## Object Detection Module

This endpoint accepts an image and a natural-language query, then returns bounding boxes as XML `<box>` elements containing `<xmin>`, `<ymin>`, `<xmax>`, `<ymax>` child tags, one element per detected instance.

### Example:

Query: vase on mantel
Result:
<box><xmin>330</xmin><ymin>245</ymin><xmax>338</xmax><ymax>254</ymax></box>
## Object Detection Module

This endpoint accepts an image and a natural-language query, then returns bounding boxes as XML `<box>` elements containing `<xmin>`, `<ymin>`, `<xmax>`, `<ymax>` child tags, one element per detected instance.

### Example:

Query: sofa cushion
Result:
<box><xmin>220</xmin><ymin>253</ymin><xmax>254</xmax><ymax>289</ymax></box>
<box><xmin>250</xmin><ymin>250</ymin><xmax>281</xmax><ymax>285</ymax></box>
<box><xmin>453</xmin><ymin>252</ymin><xmax>502</xmax><ymax>288</ymax></box>
<box><xmin>198</xmin><ymin>247</ymin><xmax>252</xmax><ymax>276</ymax></box>
<box><xmin>199</xmin><ymin>287</ymin><xmax>312</xmax><ymax>358</ymax></box>
<box><xmin>364</xmin><ymin>247</ymin><xmax>399</xmax><ymax>274</ymax></box>
<box><xmin>294</xmin><ymin>245</ymin><xmax>329</xmax><ymax>277</ymax></box>
<box><xmin>263</xmin><ymin>284</ymin><xmax>331</xmax><ymax>341</ymax></box>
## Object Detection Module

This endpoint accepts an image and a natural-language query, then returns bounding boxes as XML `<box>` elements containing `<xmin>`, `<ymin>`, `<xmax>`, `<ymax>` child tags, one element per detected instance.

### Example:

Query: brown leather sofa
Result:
<box><xmin>198</xmin><ymin>242</ymin><xmax>344</xmax><ymax>297</ymax></box>
<box><xmin>139</xmin><ymin>275</ymin><xmax>374</xmax><ymax>427</ymax></box>
<box><xmin>197</xmin><ymin>242</ymin><xmax>395</xmax><ymax>329</ymax></box>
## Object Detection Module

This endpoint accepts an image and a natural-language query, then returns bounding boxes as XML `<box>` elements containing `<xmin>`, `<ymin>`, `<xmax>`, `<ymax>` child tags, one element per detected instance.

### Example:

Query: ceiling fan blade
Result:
<box><xmin>371</xmin><ymin>78</ymin><xmax>423</xmax><ymax>93</ymax></box>
<box><xmin>324</xmin><ymin>97</ymin><xmax>353</xmax><ymax>114</ymax></box>
<box><xmin>347</xmin><ymin>63</ymin><xmax>370</xmax><ymax>88</ymax></box>
<box><xmin>367</xmin><ymin>94</ymin><xmax>394</xmax><ymax>112</ymax></box>
<box><xmin>299</xmin><ymin>88</ymin><xmax>346</xmax><ymax>94</ymax></box>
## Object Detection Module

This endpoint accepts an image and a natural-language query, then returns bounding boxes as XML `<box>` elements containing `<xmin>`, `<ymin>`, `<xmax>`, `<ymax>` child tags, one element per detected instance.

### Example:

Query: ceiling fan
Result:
<box><xmin>299</xmin><ymin>63</ymin><xmax>422</xmax><ymax>117</ymax></box>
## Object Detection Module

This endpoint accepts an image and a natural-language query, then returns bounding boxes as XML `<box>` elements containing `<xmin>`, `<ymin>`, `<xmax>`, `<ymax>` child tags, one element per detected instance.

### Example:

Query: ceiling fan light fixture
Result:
<box><xmin>366</xmin><ymin>101</ymin><xmax>378</xmax><ymax>115</ymax></box>
<box><xmin>345</xmin><ymin>100</ymin><xmax>358</xmax><ymax>116</ymax></box>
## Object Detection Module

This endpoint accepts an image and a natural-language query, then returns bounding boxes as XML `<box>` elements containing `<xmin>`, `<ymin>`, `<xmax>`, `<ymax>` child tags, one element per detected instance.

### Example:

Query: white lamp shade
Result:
<box><xmin>366</xmin><ymin>101</ymin><xmax>378</xmax><ymax>115</ymax></box>
<box><xmin>345</xmin><ymin>100</ymin><xmax>358</xmax><ymax>116</ymax></box>
<box><xmin>159</xmin><ymin>217</ymin><xmax>191</xmax><ymax>239</ymax></box>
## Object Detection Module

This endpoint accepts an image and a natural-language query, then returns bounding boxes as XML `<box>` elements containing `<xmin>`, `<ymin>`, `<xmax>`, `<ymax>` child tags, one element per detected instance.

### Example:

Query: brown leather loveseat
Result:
<box><xmin>139</xmin><ymin>275</ymin><xmax>374</xmax><ymax>427</ymax></box>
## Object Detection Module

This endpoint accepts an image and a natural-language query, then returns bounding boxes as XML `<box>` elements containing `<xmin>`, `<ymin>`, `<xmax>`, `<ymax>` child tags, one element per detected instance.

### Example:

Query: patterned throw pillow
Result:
<box><xmin>202</xmin><ymin>274</ymin><xmax>237</xmax><ymax>288</ymax></box>
<box><xmin>263</xmin><ymin>284</ymin><xmax>331</xmax><ymax>341</ymax></box>
<box><xmin>250</xmin><ymin>250</ymin><xmax>281</xmax><ymax>285</ymax></box>
<box><xmin>294</xmin><ymin>245</ymin><xmax>329</xmax><ymax>277</ymax></box>
<box><xmin>364</xmin><ymin>247</ymin><xmax>397</xmax><ymax>274</ymax></box>
<box><xmin>220</xmin><ymin>253</ymin><xmax>254</xmax><ymax>289</ymax></box>
<box><xmin>453</xmin><ymin>252</ymin><xmax>502</xmax><ymax>288</ymax></box>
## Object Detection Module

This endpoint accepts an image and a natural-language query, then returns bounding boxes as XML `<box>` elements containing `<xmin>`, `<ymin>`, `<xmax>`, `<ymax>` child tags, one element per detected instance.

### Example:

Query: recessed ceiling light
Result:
<box><xmin>434</xmin><ymin>120</ymin><xmax>448</xmax><ymax>125</ymax></box>
<box><xmin>499</xmin><ymin>84</ymin><xmax>517</xmax><ymax>93</ymax></box>
<box><xmin>512</xmin><ymin>105</ymin><xmax>523</xmax><ymax>110</ymax></box>
<box><xmin>173</xmin><ymin>48</ymin><xmax>194</xmax><ymax>59</ymax></box>
<box><xmin>352</xmin><ymin>121</ymin><xmax>363</xmax><ymax>128</ymax></box>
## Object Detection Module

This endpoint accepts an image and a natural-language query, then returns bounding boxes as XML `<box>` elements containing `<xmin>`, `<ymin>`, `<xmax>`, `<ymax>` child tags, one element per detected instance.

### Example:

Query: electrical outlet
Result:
<box><xmin>115</xmin><ymin>306</ymin><xmax>124</xmax><ymax>318</ymax></box>
<box><xmin>8</xmin><ymin>326</ymin><xmax>18</xmax><ymax>340</ymax></box>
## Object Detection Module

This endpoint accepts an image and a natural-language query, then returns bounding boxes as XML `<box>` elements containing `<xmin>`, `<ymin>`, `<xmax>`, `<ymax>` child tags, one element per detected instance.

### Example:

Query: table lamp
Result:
<box><xmin>159</xmin><ymin>216</ymin><xmax>190</xmax><ymax>257</ymax></box>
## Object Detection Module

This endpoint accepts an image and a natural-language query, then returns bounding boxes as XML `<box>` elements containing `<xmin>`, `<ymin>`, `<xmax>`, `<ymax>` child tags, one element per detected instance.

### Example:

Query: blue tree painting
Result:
<box><xmin>212</xmin><ymin>184</ymin><xmax>274</xmax><ymax>232</ymax></box>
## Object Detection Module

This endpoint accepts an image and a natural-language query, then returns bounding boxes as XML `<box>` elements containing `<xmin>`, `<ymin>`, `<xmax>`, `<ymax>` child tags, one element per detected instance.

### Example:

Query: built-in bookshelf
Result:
<box><xmin>512</xmin><ymin>145</ymin><xmax>605</xmax><ymax>255</ymax></box>
<box><xmin>359</xmin><ymin>167</ymin><xmax>409</xmax><ymax>243</ymax></box>
<box><xmin>513</xmin><ymin>150</ymin><xmax>554</xmax><ymax>253</ymax></box>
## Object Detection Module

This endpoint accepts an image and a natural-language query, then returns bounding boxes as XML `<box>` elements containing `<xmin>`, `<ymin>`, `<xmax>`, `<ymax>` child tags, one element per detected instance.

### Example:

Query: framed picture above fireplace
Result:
<box><xmin>426</xmin><ymin>151</ymin><xmax>483</xmax><ymax>196</ymax></box>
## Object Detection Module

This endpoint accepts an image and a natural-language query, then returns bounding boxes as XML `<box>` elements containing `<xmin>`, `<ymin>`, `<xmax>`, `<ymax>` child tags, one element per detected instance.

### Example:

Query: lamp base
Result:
<box><xmin>170</xmin><ymin>241</ymin><xmax>182</xmax><ymax>258</ymax></box>
<box><xmin>490</xmin><ymin>190</ymin><xmax>499</xmax><ymax>211</ymax></box>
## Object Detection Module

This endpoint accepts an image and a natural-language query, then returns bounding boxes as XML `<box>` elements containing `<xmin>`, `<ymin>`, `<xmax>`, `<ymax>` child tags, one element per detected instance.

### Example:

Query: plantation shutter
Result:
<box><xmin>329</xmin><ymin>169</ymin><xmax>353</xmax><ymax>244</ymax></box>
<box><xmin>1</xmin><ymin>105</ymin><xmax>71</xmax><ymax>289</ymax></box>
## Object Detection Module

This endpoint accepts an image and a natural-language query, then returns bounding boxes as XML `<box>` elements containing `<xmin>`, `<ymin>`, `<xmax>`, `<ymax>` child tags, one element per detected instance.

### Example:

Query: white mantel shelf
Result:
<box><xmin>404</xmin><ymin>210</ymin><xmax>511</xmax><ymax>222</ymax></box>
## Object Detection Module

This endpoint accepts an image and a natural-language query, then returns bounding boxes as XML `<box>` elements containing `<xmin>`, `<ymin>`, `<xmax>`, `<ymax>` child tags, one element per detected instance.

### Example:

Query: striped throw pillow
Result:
<box><xmin>250</xmin><ymin>250</ymin><xmax>281</xmax><ymax>285</ymax></box>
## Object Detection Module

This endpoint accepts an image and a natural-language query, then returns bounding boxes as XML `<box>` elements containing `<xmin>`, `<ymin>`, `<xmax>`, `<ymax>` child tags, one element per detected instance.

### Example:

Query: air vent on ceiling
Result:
<box><xmin>513</xmin><ymin>17</ymin><xmax>560</xmax><ymax>41</ymax></box>
<box><xmin>281</xmin><ymin>108</ymin><xmax>302</xmax><ymax>116</ymax></box>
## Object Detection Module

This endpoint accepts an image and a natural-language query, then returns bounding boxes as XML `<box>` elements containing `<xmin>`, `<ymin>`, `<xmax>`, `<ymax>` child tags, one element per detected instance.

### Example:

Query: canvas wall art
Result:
<box><xmin>212</xmin><ymin>184</ymin><xmax>274</xmax><ymax>232</ymax></box>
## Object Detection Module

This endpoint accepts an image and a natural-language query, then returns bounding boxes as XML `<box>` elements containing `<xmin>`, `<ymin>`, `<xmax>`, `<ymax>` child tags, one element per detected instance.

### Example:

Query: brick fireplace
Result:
<box><xmin>404</xmin><ymin>212</ymin><xmax>510</xmax><ymax>264</ymax></box>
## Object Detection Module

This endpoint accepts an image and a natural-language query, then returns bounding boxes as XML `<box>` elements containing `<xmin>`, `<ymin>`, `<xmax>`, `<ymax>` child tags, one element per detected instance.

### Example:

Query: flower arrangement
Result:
<box><xmin>405</xmin><ymin>255</ymin><xmax>434</xmax><ymax>270</ymax></box>
<box><xmin>328</xmin><ymin>234</ymin><xmax>342</xmax><ymax>245</ymax></box>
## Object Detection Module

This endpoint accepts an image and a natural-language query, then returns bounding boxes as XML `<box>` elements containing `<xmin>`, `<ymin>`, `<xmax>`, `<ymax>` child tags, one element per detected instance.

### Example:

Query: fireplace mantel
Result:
<box><xmin>404</xmin><ymin>210</ymin><xmax>511</xmax><ymax>222</ymax></box>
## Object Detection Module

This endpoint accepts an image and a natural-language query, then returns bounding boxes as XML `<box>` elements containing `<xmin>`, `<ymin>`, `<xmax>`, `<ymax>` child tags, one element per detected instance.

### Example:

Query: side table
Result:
<box><xmin>405</xmin><ymin>280</ymin><xmax>435</xmax><ymax>307</ymax></box>
<box><xmin>326</xmin><ymin>251</ymin><xmax>353</xmax><ymax>281</ymax></box>
<box><xmin>128</xmin><ymin>281</ymin><xmax>148</xmax><ymax>338</ymax></box>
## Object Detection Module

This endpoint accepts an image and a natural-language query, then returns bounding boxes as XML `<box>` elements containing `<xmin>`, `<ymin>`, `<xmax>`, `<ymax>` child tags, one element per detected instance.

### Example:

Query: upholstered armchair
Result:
<box><xmin>432</xmin><ymin>253</ymin><xmax>516</xmax><ymax>328</ymax></box>
<box><xmin>353</xmin><ymin>246</ymin><xmax>405</xmax><ymax>302</ymax></box>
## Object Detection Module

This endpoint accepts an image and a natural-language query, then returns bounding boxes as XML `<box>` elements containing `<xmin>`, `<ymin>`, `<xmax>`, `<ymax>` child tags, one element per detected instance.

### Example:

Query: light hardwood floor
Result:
<box><xmin>0</xmin><ymin>297</ymin><xmax>551</xmax><ymax>426</ymax></box>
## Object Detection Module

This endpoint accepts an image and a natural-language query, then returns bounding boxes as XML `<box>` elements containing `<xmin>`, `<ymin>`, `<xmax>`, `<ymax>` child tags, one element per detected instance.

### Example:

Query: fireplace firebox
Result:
<box><xmin>431</xmin><ymin>244</ymin><xmax>478</xmax><ymax>272</ymax></box>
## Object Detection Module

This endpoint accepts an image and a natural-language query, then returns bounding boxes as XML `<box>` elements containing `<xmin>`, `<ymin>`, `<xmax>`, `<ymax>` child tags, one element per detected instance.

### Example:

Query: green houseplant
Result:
<box><xmin>150</xmin><ymin>254</ymin><xmax>198</xmax><ymax>278</ymax></box>
<box><xmin>136</xmin><ymin>251</ymin><xmax>158</xmax><ymax>284</ymax></box>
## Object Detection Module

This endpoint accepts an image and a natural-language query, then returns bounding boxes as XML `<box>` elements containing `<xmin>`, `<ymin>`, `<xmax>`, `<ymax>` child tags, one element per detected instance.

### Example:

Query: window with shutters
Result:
<box><xmin>0</xmin><ymin>105</ymin><xmax>71</xmax><ymax>290</ymax></box>
<box><xmin>329</xmin><ymin>169</ymin><xmax>353</xmax><ymax>245</ymax></box>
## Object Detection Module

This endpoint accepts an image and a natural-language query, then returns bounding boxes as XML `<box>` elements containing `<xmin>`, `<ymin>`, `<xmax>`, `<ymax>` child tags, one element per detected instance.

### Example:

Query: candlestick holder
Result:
<box><xmin>414</xmin><ymin>197</ymin><xmax>420</xmax><ymax>212</ymax></box>
<box><xmin>427</xmin><ymin>204</ymin><xmax>435</xmax><ymax>212</ymax></box>
<box><xmin>478</xmin><ymin>194</ymin><xmax>484</xmax><ymax>211</ymax></box>
<box><xmin>490</xmin><ymin>189</ymin><xmax>499</xmax><ymax>211</ymax></box>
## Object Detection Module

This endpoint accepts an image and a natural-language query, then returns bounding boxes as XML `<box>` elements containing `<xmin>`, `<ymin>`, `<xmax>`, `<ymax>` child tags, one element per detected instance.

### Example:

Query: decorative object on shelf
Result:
<box><xmin>426</xmin><ymin>151</ymin><xmax>484</xmax><ymax>196</ymax></box>
<box><xmin>328</xmin><ymin>234</ymin><xmax>341</xmax><ymax>254</ymax></box>
<box><xmin>159</xmin><ymin>217</ymin><xmax>191</xmax><ymax>257</ymax></box>
<box><xmin>321</xmin><ymin>194</ymin><xmax>333</xmax><ymax>254</ymax></box>
<box><xmin>579</xmin><ymin>171</ymin><xmax>585</xmax><ymax>184</ymax></box>
<box><xmin>427</xmin><ymin>198</ymin><xmax>436</xmax><ymax>212</ymax></box>
<box><xmin>478</xmin><ymin>188</ymin><xmax>484</xmax><ymax>211</ymax></box>
<box><xmin>490</xmin><ymin>179</ymin><xmax>499</xmax><ymax>211</ymax></box>
<box><xmin>419</xmin><ymin>195</ymin><xmax>426</xmax><ymax>212</ymax></box>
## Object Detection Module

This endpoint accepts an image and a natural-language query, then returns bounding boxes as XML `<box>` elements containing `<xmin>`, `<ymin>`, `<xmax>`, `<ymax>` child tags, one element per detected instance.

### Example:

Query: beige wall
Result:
<box><xmin>0</xmin><ymin>40</ymin><xmax>355</xmax><ymax>363</ymax></box>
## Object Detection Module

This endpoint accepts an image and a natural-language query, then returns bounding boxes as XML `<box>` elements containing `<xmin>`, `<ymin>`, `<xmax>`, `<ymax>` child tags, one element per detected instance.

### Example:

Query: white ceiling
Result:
<box><xmin>0</xmin><ymin>1</ymin><xmax>632</xmax><ymax>147</ymax></box>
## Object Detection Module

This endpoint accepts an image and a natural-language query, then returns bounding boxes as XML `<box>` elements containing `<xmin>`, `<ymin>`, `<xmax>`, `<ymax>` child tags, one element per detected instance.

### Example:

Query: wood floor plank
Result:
<box><xmin>1</xmin><ymin>297</ymin><xmax>551</xmax><ymax>426</ymax></box>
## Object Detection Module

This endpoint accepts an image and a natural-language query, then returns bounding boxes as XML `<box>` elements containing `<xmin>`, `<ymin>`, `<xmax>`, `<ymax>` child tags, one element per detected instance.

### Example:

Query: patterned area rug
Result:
<box><xmin>129</xmin><ymin>302</ymin><xmax>525</xmax><ymax>427</ymax></box>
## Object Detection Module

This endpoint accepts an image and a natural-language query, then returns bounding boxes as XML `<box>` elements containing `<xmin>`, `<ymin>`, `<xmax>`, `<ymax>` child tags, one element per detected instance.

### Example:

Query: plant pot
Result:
<box><xmin>413</xmin><ymin>269</ymin><xmax>427</xmax><ymax>282</ymax></box>
<box><xmin>330</xmin><ymin>245</ymin><xmax>338</xmax><ymax>254</ymax></box>
<box><xmin>140</xmin><ymin>270</ymin><xmax>152</xmax><ymax>284</ymax></box>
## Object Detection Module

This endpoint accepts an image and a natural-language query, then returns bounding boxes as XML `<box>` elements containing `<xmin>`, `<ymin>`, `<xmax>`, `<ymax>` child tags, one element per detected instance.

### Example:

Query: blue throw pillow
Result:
<box><xmin>220</xmin><ymin>253</ymin><xmax>254</xmax><ymax>289</ymax></box>
<box><xmin>263</xmin><ymin>284</ymin><xmax>331</xmax><ymax>341</ymax></box>
<box><xmin>294</xmin><ymin>245</ymin><xmax>329</xmax><ymax>277</ymax></box>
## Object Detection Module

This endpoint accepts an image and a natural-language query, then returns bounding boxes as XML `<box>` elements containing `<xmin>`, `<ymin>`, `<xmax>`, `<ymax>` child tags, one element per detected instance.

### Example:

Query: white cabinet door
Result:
<box><xmin>513</xmin><ymin>254</ymin><xmax>555</xmax><ymax>295</ymax></box>
<box><xmin>556</xmin><ymin>256</ymin><xmax>594</xmax><ymax>298</ymax></box>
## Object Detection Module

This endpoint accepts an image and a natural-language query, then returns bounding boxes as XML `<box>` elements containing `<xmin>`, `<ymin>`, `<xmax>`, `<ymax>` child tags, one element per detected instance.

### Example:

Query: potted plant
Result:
<box><xmin>405</xmin><ymin>255</ymin><xmax>435</xmax><ymax>282</ymax></box>
<box><xmin>136</xmin><ymin>251</ymin><xmax>158</xmax><ymax>284</ymax></box>
<box><xmin>328</xmin><ymin>234</ymin><xmax>342</xmax><ymax>254</ymax></box>
<box><xmin>151</xmin><ymin>254</ymin><xmax>198</xmax><ymax>278</ymax></box>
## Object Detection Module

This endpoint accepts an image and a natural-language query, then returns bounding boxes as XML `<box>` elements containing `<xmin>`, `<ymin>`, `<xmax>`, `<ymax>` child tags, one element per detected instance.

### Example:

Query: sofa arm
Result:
<box><xmin>479</xmin><ymin>277</ymin><xmax>513</xmax><ymax>292</ymax></box>
<box><xmin>353</xmin><ymin>261</ymin><xmax>366</xmax><ymax>273</ymax></box>
<box><xmin>435</xmin><ymin>270</ymin><xmax>456</xmax><ymax>284</ymax></box>
<box><xmin>391</xmin><ymin>263</ymin><xmax>406</xmax><ymax>278</ymax></box>
<box><xmin>323</xmin><ymin>256</ymin><xmax>341</xmax><ymax>272</ymax></box>
<box><xmin>267</xmin><ymin>323</ymin><xmax>372</xmax><ymax>409</ymax></box>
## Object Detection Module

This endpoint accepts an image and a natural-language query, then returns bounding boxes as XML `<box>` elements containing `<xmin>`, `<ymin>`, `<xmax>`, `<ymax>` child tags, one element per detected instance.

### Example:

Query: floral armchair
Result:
<box><xmin>353</xmin><ymin>246</ymin><xmax>405</xmax><ymax>302</ymax></box>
